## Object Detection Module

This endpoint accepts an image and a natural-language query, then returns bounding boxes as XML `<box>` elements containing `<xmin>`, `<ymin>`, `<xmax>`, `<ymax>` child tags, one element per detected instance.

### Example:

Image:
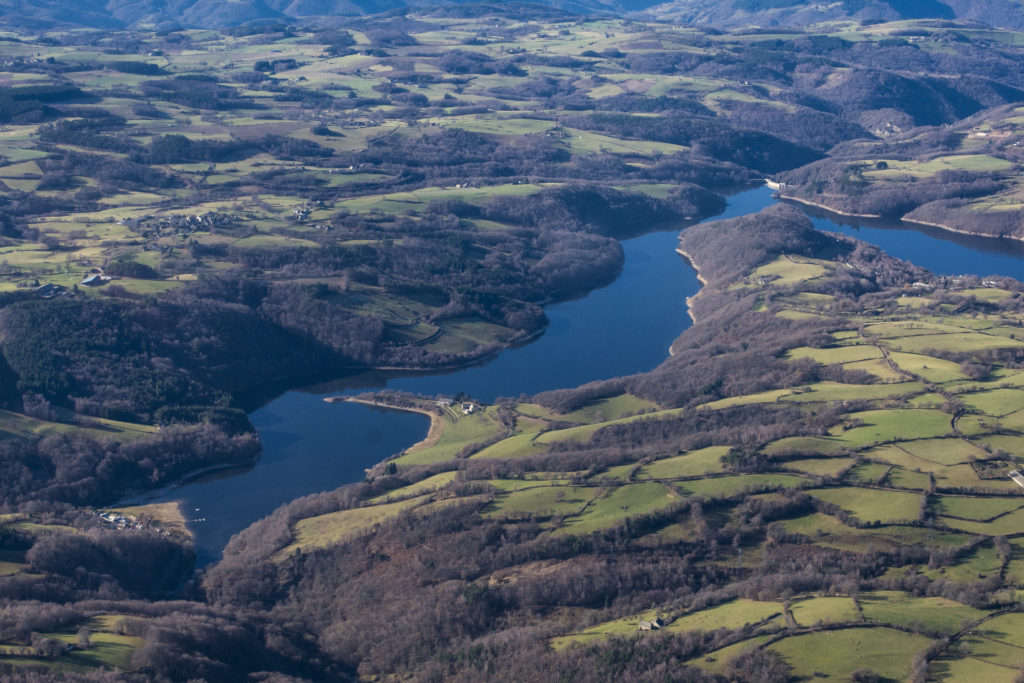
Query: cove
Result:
<box><xmin>136</xmin><ymin>184</ymin><xmax>1024</xmax><ymax>565</ymax></box>
<box><xmin>790</xmin><ymin>199</ymin><xmax>1024</xmax><ymax>281</ymax></box>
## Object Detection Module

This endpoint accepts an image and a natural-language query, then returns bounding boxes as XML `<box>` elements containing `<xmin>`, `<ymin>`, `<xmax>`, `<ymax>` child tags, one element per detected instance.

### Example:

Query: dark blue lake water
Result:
<box><xmin>793</xmin><ymin>200</ymin><xmax>1024</xmax><ymax>281</ymax></box>
<box><xmin>135</xmin><ymin>185</ymin><xmax>1024</xmax><ymax>565</ymax></box>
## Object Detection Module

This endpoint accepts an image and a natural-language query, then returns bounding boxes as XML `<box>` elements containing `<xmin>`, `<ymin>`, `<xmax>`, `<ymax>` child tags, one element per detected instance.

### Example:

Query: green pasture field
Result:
<box><xmin>426</xmin><ymin>318</ymin><xmax>520</xmax><ymax>354</ymax></box>
<box><xmin>842</xmin><ymin>357</ymin><xmax>908</xmax><ymax>381</ymax></box>
<box><xmin>767</xmin><ymin>627</ymin><xmax>932</xmax><ymax>681</ymax></box>
<box><xmin>974</xmin><ymin>432</ymin><xmax>1024</xmax><ymax>458</ymax></box>
<box><xmin>590</xmin><ymin>464</ymin><xmax>635</xmax><ymax>483</ymax></box>
<box><xmin>687</xmin><ymin>635</ymin><xmax>775</xmax><ymax>675</ymax></box>
<box><xmin>635</xmin><ymin>446</ymin><xmax>730</xmax><ymax>479</ymax></box>
<box><xmin>922</xmin><ymin>543</ymin><xmax>1003</xmax><ymax>583</ymax></box>
<box><xmin>786</xmin><ymin>344</ymin><xmax>882</xmax><ymax>364</ymax></box>
<box><xmin>781</xmin><ymin>291</ymin><xmax>835</xmax><ymax>308</ymax></box>
<box><xmin>860</xmin><ymin>591</ymin><xmax>987</xmax><ymax>634</ymax></box>
<box><xmin>699</xmin><ymin>387</ymin><xmax>794</xmax><ymax>409</ymax></box>
<box><xmin>788</xmin><ymin>596</ymin><xmax>859</xmax><ymax>627</ymax></box>
<box><xmin>548</xmin><ymin>610</ymin><xmax>663</xmax><ymax>650</ymax></box>
<box><xmin>887</xmin><ymin>332</ymin><xmax>1024</xmax><ymax>354</ymax></box>
<box><xmin>908</xmin><ymin>392</ymin><xmax>950</xmax><ymax>408</ymax></box>
<box><xmin>275</xmin><ymin>494</ymin><xmax>431</xmax><ymax>558</ymax></box>
<box><xmin>885</xmin><ymin>467</ymin><xmax>933</xmax><ymax>490</ymax></box>
<box><xmin>939</xmin><ymin>634</ymin><xmax>1024</xmax><ymax>680</ymax></box>
<box><xmin>959</xmin><ymin>388</ymin><xmax>1024</xmax><ymax>417</ymax></box>
<box><xmin>370</xmin><ymin>471</ymin><xmax>459</xmax><ymax>503</ymax></box>
<box><xmin>898</xmin><ymin>438</ymin><xmax>988</xmax><ymax>465</ymax></box>
<box><xmin>1004</xmin><ymin>542</ymin><xmax>1024</xmax><ymax>585</ymax></box>
<box><xmin>863</xmin><ymin>320</ymin><xmax>976</xmax><ymax>337</ymax></box>
<box><xmin>806</xmin><ymin>487</ymin><xmax>922</xmax><ymax>524</ymax></box>
<box><xmin>844</xmin><ymin>462</ymin><xmax>891</xmax><ymax>485</ymax></box>
<box><xmin>485</xmin><ymin>485</ymin><xmax>599</xmax><ymax>519</ymax></box>
<box><xmin>862</xmin><ymin>154</ymin><xmax>1014</xmax><ymax>180</ymax></box>
<box><xmin>395</xmin><ymin>406</ymin><xmax>505</xmax><ymax>466</ymax></box>
<box><xmin>889</xmin><ymin>351</ymin><xmax>968</xmax><ymax>382</ymax></box>
<box><xmin>560</xmin><ymin>127</ymin><xmax>688</xmax><ymax>156</ymax></box>
<box><xmin>827</xmin><ymin>409</ymin><xmax>952</xmax><ymax>447</ymax></box>
<box><xmin>941</xmin><ymin>506</ymin><xmax>1024</xmax><ymax>535</ymax></box>
<box><xmin>862</xmin><ymin>444</ymin><xmax>979</xmax><ymax>488</ymax></box>
<box><xmin>555</xmin><ymin>483</ymin><xmax>679</xmax><ymax>535</ymax></box>
<box><xmin>762</xmin><ymin>436</ymin><xmax>850</xmax><ymax>456</ymax></box>
<box><xmin>745</xmin><ymin>255</ymin><xmax>828</xmax><ymax>286</ymax></box>
<box><xmin>780</xmin><ymin>381</ymin><xmax>926</xmax><ymax>403</ymax></box>
<box><xmin>0</xmin><ymin>409</ymin><xmax>155</xmax><ymax>442</ymax></box>
<box><xmin>782</xmin><ymin>457</ymin><xmax>856</xmax><ymax>477</ymax></box>
<box><xmin>665</xmin><ymin>599</ymin><xmax>784</xmax><ymax>634</ymax></box>
<box><xmin>334</xmin><ymin>182</ymin><xmax>557</xmax><ymax>215</ymax></box>
<box><xmin>48</xmin><ymin>631</ymin><xmax>146</xmax><ymax>672</ymax></box>
<box><xmin>971</xmin><ymin>613</ymin><xmax>1024</xmax><ymax>657</ymax></box>
<box><xmin>933</xmin><ymin>494</ymin><xmax>1024</xmax><ymax>520</ymax></box>
<box><xmin>528</xmin><ymin>407</ymin><xmax>689</xmax><ymax>447</ymax></box>
<box><xmin>675</xmin><ymin>473</ymin><xmax>808</xmax><ymax>498</ymax></box>
<box><xmin>469</xmin><ymin>433</ymin><xmax>542</xmax><ymax>460</ymax></box>
<box><xmin>486</xmin><ymin>475</ymin><xmax>578</xmax><ymax>493</ymax></box>
<box><xmin>930</xmin><ymin>653</ymin><xmax>1019</xmax><ymax>683</ymax></box>
<box><xmin>426</xmin><ymin>116</ymin><xmax>555</xmax><ymax>136</ymax></box>
<box><xmin>958</xmin><ymin>287</ymin><xmax>1015</xmax><ymax>302</ymax></box>
<box><xmin>1000</xmin><ymin>406</ymin><xmax>1024</xmax><ymax>431</ymax></box>
<box><xmin>555</xmin><ymin>394</ymin><xmax>660</xmax><ymax>424</ymax></box>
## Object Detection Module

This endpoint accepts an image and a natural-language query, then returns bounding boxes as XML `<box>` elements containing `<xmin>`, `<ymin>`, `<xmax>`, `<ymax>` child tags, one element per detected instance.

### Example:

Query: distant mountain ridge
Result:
<box><xmin>643</xmin><ymin>0</ymin><xmax>1024</xmax><ymax>31</ymax></box>
<box><xmin>0</xmin><ymin>0</ymin><xmax>1021</xmax><ymax>33</ymax></box>
<box><xmin>0</xmin><ymin>0</ymin><xmax>626</xmax><ymax>29</ymax></box>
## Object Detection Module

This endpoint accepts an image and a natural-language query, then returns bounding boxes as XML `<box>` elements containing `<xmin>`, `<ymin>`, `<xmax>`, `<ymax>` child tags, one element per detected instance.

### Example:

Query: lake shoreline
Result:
<box><xmin>674</xmin><ymin>246</ymin><xmax>708</xmax><ymax>334</ymax></box>
<box><xmin>780</xmin><ymin>193</ymin><xmax>1024</xmax><ymax>246</ymax></box>
<box><xmin>337</xmin><ymin>396</ymin><xmax>442</xmax><ymax>464</ymax></box>
<box><xmin>777</xmin><ymin>193</ymin><xmax>882</xmax><ymax>219</ymax></box>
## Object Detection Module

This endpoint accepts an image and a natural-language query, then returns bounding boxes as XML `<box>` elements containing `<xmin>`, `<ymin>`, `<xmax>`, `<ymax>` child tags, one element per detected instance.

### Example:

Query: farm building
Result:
<box><xmin>79</xmin><ymin>274</ymin><xmax>111</xmax><ymax>287</ymax></box>
<box><xmin>637</xmin><ymin>619</ymin><xmax>662</xmax><ymax>631</ymax></box>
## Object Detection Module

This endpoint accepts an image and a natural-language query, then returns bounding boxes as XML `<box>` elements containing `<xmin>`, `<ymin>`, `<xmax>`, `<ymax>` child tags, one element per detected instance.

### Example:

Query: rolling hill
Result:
<box><xmin>2</xmin><ymin>0</ymin><xmax>1023</xmax><ymax>29</ymax></box>
<box><xmin>643</xmin><ymin>0</ymin><xmax>1024</xmax><ymax>31</ymax></box>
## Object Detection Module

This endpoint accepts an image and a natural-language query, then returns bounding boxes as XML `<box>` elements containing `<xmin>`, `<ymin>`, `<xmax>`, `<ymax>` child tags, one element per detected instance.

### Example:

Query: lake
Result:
<box><xmin>132</xmin><ymin>185</ymin><xmax>1024</xmax><ymax>565</ymax></box>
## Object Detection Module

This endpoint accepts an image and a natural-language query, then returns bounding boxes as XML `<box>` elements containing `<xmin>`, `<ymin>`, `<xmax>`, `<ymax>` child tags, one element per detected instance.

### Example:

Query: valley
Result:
<box><xmin>2</xmin><ymin>9</ymin><xmax>1024</xmax><ymax>681</ymax></box>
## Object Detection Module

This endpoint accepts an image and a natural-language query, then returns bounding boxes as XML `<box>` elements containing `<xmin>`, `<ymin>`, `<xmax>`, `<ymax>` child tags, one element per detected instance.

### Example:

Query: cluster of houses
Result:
<box><xmin>435</xmin><ymin>397</ymin><xmax>478</xmax><ymax>414</ymax></box>
<box><xmin>32</xmin><ymin>282</ymin><xmax>72</xmax><ymax>299</ymax></box>
<box><xmin>97</xmin><ymin>511</ymin><xmax>145</xmax><ymax>530</ymax></box>
<box><xmin>25</xmin><ymin>269</ymin><xmax>113</xmax><ymax>298</ymax></box>
<box><xmin>125</xmin><ymin>211</ymin><xmax>239</xmax><ymax>236</ymax></box>
<box><xmin>0</xmin><ymin>56</ymin><xmax>41</xmax><ymax>69</ymax></box>
<box><xmin>96</xmin><ymin>510</ymin><xmax>181</xmax><ymax>537</ymax></box>
<box><xmin>292</xmin><ymin>200</ymin><xmax>327</xmax><ymax>223</ymax></box>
